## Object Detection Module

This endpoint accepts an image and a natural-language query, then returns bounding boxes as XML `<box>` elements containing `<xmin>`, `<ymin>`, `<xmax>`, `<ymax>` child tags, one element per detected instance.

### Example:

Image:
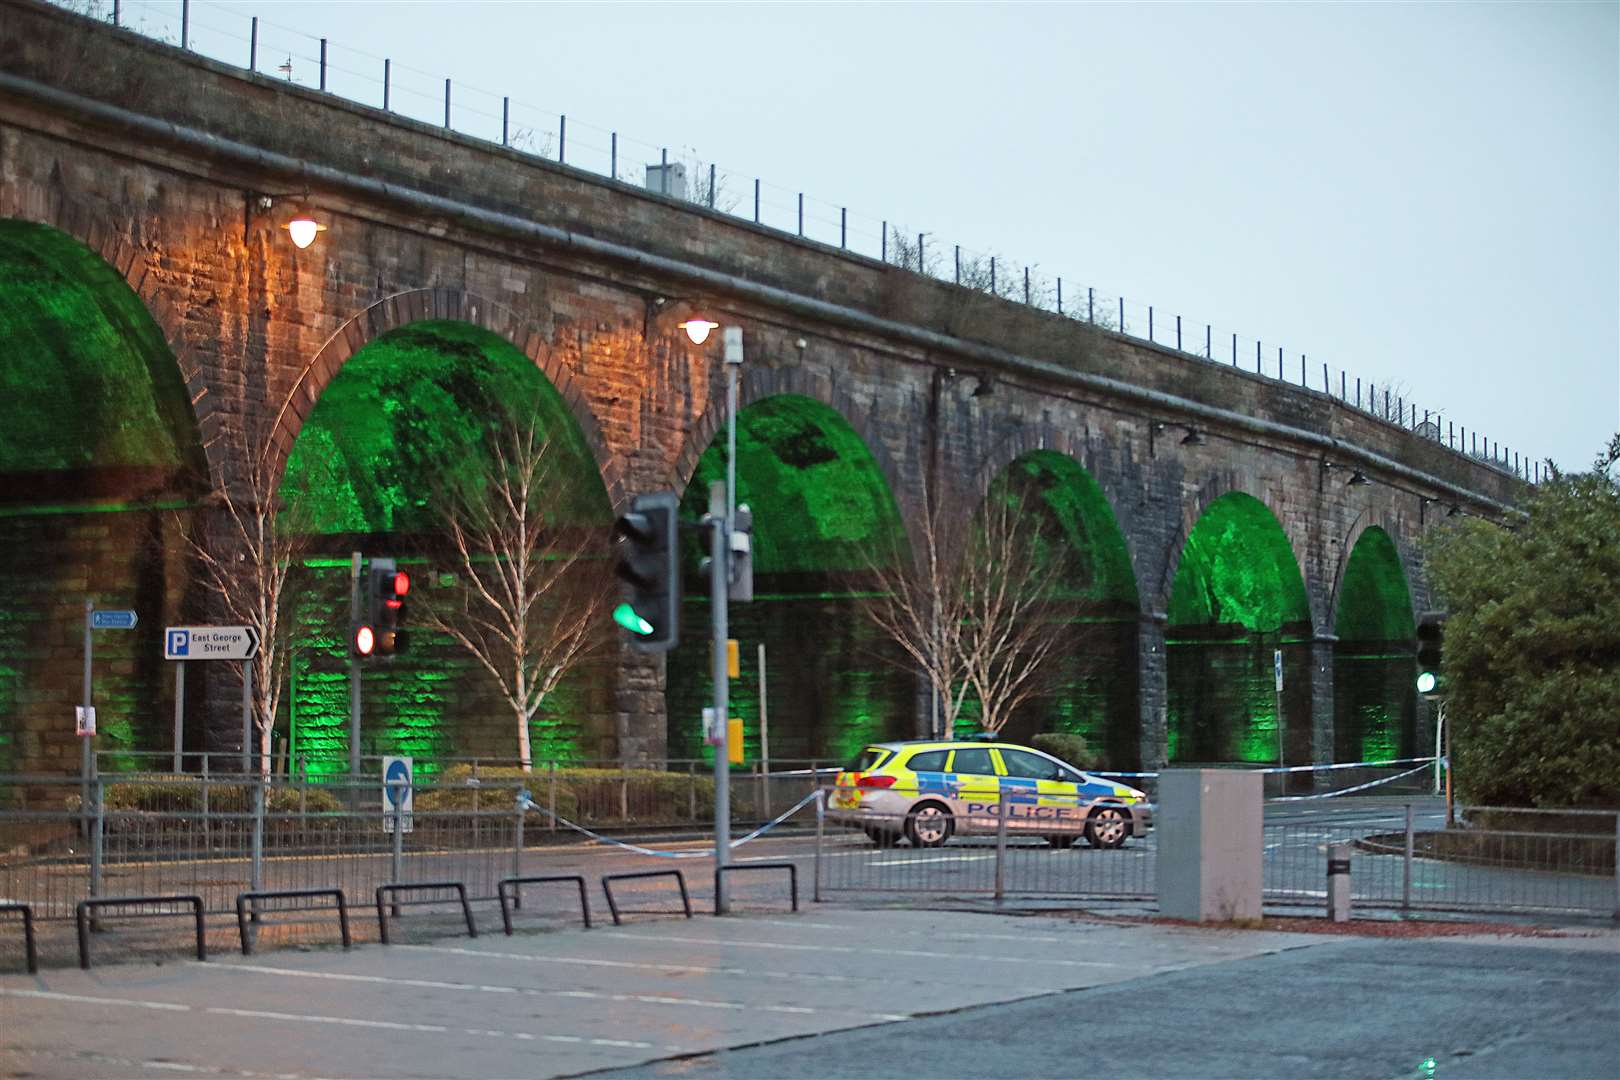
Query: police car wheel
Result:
<box><xmin>1085</xmin><ymin>806</ymin><xmax>1130</xmax><ymax>849</ymax></box>
<box><xmin>905</xmin><ymin>802</ymin><xmax>954</xmax><ymax>848</ymax></box>
<box><xmin>1047</xmin><ymin>834</ymin><xmax>1078</xmax><ymax>850</ymax></box>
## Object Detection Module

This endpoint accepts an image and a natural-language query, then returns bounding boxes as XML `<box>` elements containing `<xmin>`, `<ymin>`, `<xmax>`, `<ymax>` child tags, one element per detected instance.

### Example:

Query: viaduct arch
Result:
<box><xmin>0</xmin><ymin>0</ymin><xmax>1525</xmax><ymax>772</ymax></box>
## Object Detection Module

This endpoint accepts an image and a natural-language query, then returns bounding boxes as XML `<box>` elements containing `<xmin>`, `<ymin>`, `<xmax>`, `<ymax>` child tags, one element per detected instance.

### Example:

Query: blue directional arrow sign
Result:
<box><xmin>382</xmin><ymin>755</ymin><xmax>414</xmax><ymax>833</ymax></box>
<box><xmin>91</xmin><ymin>609</ymin><xmax>138</xmax><ymax>630</ymax></box>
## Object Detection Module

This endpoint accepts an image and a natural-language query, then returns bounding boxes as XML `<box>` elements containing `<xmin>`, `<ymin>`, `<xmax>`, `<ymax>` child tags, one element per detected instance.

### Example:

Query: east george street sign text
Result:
<box><xmin>164</xmin><ymin>626</ymin><xmax>261</xmax><ymax>661</ymax></box>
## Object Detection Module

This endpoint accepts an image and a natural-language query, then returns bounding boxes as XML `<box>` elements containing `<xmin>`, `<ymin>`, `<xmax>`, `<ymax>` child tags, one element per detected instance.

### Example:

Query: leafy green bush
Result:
<box><xmin>1424</xmin><ymin>435</ymin><xmax>1620</xmax><ymax>808</ymax></box>
<box><xmin>69</xmin><ymin>779</ymin><xmax>341</xmax><ymax>815</ymax></box>
<box><xmin>1030</xmin><ymin>733</ymin><xmax>1097</xmax><ymax>770</ymax></box>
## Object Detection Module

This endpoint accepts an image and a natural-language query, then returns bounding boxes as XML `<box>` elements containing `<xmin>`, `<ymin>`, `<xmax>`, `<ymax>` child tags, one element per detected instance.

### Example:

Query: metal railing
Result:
<box><xmin>49</xmin><ymin>0</ymin><xmax>1542</xmax><ymax>483</ymax></box>
<box><xmin>812</xmin><ymin>792</ymin><xmax>1619</xmax><ymax>920</ymax></box>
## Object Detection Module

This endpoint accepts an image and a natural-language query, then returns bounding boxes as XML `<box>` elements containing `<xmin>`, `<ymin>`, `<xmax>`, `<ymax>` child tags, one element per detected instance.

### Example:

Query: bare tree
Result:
<box><xmin>422</xmin><ymin>403</ymin><xmax>614</xmax><ymax>772</ymax></box>
<box><xmin>180</xmin><ymin>420</ymin><xmax>318</xmax><ymax>775</ymax></box>
<box><xmin>957</xmin><ymin>484</ymin><xmax>1070</xmax><ymax>735</ymax></box>
<box><xmin>860</xmin><ymin>479</ymin><xmax>975</xmax><ymax>740</ymax></box>
<box><xmin>861</xmin><ymin>475</ymin><xmax>1070</xmax><ymax>738</ymax></box>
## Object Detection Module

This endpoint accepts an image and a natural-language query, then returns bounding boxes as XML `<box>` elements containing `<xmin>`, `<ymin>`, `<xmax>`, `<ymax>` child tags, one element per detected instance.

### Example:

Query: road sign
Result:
<box><xmin>382</xmin><ymin>755</ymin><xmax>413</xmax><ymax>834</ymax></box>
<box><xmin>164</xmin><ymin>626</ymin><xmax>260</xmax><ymax>661</ymax></box>
<box><xmin>1274</xmin><ymin>649</ymin><xmax>1284</xmax><ymax>692</ymax></box>
<box><xmin>91</xmin><ymin>609</ymin><xmax>138</xmax><ymax>630</ymax></box>
<box><xmin>75</xmin><ymin>705</ymin><xmax>96</xmax><ymax>737</ymax></box>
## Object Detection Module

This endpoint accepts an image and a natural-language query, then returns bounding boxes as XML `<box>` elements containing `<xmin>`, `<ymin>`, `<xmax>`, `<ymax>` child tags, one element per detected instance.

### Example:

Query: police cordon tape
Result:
<box><xmin>514</xmin><ymin>788</ymin><xmax>822</xmax><ymax>860</ymax></box>
<box><xmin>1093</xmin><ymin>755</ymin><xmax>1438</xmax><ymax>780</ymax></box>
<box><xmin>1265</xmin><ymin>762</ymin><xmax>1438</xmax><ymax>802</ymax></box>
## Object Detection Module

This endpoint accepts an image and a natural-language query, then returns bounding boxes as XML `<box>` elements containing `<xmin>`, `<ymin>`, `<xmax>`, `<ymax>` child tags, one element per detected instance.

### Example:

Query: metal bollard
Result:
<box><xmin>1327</xmin><ymin>842</ymin><xmax>1351</xmax><ymax>923</ymax></box>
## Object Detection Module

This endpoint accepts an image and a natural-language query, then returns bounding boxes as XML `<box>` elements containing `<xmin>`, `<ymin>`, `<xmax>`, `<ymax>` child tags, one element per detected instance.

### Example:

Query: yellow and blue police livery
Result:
<box><xmin>831</xmin><ymin>740</ymin><xmax>1152</xmax><ymax>849</ymax></box>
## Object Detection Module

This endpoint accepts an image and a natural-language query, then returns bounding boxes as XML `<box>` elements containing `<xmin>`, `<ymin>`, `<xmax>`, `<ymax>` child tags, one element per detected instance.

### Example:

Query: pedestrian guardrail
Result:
<box><xmin>714</xmin><ymin>862</ymin><xmax>799</xmax><ymax>914</ymax></box>
<box><xmin>76</xmin><ymin>894</ymin><xmax>206</xmax><ymax>970</ymax></box>
<box><xmin>0</xmin><ymin>902</ymin><xmax>37</xmax><ymax>974</ymax></box>
<box><xmin>497</xmin><ymin>875</ymin><xmax>592</xmax><ymax>933</ymax></box>
<box><xmin>600</xmin><ymin>870</ymin><xmax>693</xmax><ymax>925</ymax></box>
<box><xmin>234</xmin><ymin>888</ymin><xmax>351</xmax><ymax>955</ymax></box>
<box><xmin>374</xmin><ymin>881</ymin><xmax>477</xmax><ymax>943</ymax></box>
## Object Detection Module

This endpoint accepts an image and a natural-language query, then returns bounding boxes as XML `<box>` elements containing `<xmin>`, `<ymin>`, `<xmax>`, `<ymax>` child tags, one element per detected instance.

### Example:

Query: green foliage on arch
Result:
<box><xmin>1167</xmin><ymin>492</ymin><xmax>1310</xmax><ymax>634</ymax></box>
<box><xmin>679</xmin><ymin>394</ymin><xmax>904</xmax><ymax>579</ymax></box>
<box><xmin>0</xmin><ymin>219</ymin><xmax>196</xmax><ymax>478</ymax></box>
<box><xmin>1334</xmin><ymin>527</ymin><xmax>1415</xmax><ymax>642</ymax></box>
<box><xmin>282</xmin><ymin>320</ymin><xmax>609</xmax><ymax>535</ymax></box>
<box><xmin>990</xmin><ymin>450</ymin><xmax>1138</xmax><ymax>610</ymax></box>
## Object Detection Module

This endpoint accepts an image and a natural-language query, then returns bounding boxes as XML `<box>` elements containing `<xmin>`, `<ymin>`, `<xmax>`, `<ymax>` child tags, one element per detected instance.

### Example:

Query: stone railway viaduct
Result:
<box><xmin>0</xmin><ymin>2</ymin><xmax>1520</xmax><ymax>774</ymax></box>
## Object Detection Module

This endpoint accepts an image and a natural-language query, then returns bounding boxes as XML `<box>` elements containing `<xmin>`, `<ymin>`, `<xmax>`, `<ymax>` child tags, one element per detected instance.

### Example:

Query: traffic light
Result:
<box><xmin>613</xmin><ymin>491</ymin><xmax>680</xmax><ymax>653</ymax></box>
<box><xmin>353</xmin><ymin>557</ymin><xmax>410</xmax><ymax>659</ymax></box>
<box><xmin>373</xmin><ymin>560</ymin><xmax>410</xmax><ymax>656</ymax></box>
<box><xmin>1416</xmin><ymin>611</ymin><xmax>1446</xmax><ymax>695</ymax></box>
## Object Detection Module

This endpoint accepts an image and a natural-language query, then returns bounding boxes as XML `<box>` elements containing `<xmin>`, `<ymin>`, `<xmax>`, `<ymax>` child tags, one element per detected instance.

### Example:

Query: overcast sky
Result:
<box><xmin>127</xmin><ymin>0</ymin><xmax>1618</xmax><ymax>472</ymax></box>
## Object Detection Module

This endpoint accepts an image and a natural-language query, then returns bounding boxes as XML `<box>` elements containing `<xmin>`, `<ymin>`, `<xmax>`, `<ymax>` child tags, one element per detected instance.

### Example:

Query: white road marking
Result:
<box><xmin>404</xmin><ymin>943</ymin><xmax>895</xmax><ymax>988</ymax></box>
<box><xmin>864</xmin><ymin>854</ymin><xmax>997</xmax><ymax>866</ymax></box>
<box><xmin>214</xmin><ymin>961</ymin><xmax>823</xmax><ymax>1015</ymax></box>
<box><xmin>0</xmin><ymin>987</ymin><xmax>672</xmax><ymax>1051</ymax></box>
<box><xmin>595</xmin><ymin>931</ymin><xmax>1122</xmax><ymax>968</ymax></box>
<box><xmin>743</xmin><ymin>917</ymin><xmax>1072</xmax><ymax>944</ymax></box>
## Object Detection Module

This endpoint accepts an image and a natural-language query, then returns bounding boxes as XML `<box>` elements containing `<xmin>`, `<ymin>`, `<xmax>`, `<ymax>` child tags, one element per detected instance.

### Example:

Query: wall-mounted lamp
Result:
<box><xmin>972</xmin><ymin>375</ymin><xmax>996</xmax><ymax>398</ymax></box>
<box><xmin>284</xmin><ymin>208</ymin><xmax>327</xmax><ymax>249</ymax></box>
<box><xmin>1149</xmin><ymin>421</ymin><xmax>1202</xmax><ymax>457</ymax></box>
<box><xmin>679</xmin><ymin>318</ymin><xmax>720</xmax><ymax>345</ymax></box>
<box><xmin>1347</xmin><ymin>470</ymin><xmax>1371</xmax><ymax>487</ymax></box>
<box><xmin>246</xmin><ymin>193</ymin><xmax>327</xmax><ymax>249</ymax></box>
<box><xmin>1446</xmin><ymin>504</ymin><xmax>1461</xmax><ymax>517</ymax></box>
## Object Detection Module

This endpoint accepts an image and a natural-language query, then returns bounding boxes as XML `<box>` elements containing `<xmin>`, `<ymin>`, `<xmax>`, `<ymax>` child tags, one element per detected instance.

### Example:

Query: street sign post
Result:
<box><xmin>164</xmin><ymin>627</ymin><xmax>262</xmax><ymax>773</ymax></box>
<box><xmin>382</xmin><ymin>755</ymin><xmax>414</xmax><ymax>834</ymax></box>
<box><xmin>91</xmin><ymin>609</ymin><xmax>138</xmax><ymax>630</ymax></box>
<box><xmin>1273</xmin><ymin>648</ymin><xmax>1284</xmax><ymax>768</ymax></box>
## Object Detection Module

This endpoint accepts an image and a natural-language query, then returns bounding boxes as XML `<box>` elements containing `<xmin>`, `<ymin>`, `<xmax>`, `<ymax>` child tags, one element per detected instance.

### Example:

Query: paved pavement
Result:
<box><xmin>0</xmin><ymin>906</ymin><xmax>1317</xmax><ymax>1079</ymax></box>
<box><xmin>599</xmin><ymin>931</ymin><xmax>1620</xmax><ymax>1080</ymax></box>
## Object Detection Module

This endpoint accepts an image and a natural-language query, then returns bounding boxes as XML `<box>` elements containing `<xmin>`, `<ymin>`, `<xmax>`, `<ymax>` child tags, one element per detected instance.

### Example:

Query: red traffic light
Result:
<box><xmin>354</xmin><ymin>624</ymin><xmax>376</xmax><ymax>657</ymax></box>
<box><xmin>392</xmin><ymin>571</ymin><xmax>410</xmax><ymax>597</ymax></box>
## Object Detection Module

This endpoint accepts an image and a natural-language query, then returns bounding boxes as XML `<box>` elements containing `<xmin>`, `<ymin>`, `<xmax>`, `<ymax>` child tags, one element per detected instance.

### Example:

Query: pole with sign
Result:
<box><xmin>82</xmin><ymin>603</ymin><xmax>139</xmax><ymax>801</ymax></box>
<box><xmin>1273</xmin><ymin>648</ymin><xmax>1285</xmax><ymax>769</ymax></box>
<box><xmin>382</xmin><ymin>756</ymin><xmax>413</xmax><ymax>834</ymax></box>
<box><xmin>164</xmin><ymin>627</ymin><xmax>260</xmax><ymax>773</ymax></box>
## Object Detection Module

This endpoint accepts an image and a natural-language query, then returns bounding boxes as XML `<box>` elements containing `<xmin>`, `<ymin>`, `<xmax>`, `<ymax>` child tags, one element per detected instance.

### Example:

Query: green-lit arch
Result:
<box><xmin>670</xmin><ymin>393</ymin><xmax>912</xmax><ymax>763</ymax></box>
<box><xmin>1166</xmin><ymin>491</ymin><xmax>1311</xmax><ymax>765</ymax></box>
<box><xmin>282</xmin><ymin>320</ymin><xmax>610</xmax><ymax>535</ymax></box>
<box><xmin>991</xmin><ymin>450</ymin><xmax>1139</xmax><ymax>609</ymax></box>
<box><xmin>277</xmin><ymin>319</ymin><xmax>612</xmax><ymax>775</ymax></box>
<box><xmin>677</xmin><ymin>394</ymin><xmax>906</xmax><ymax>578</ymax></box>
<box><xmin>1167</xmin><ymin>492</ymin><xmax>1310</xmax><ymax>634</ymax></box>
<box><xmin>970</xmin><ymin>451</ymin><xmax>1141</xmax><ymax>767</ymax></box>
<box><xmin>1333</xmin><ymin>527</ymin><xmax>1416</xmax><ymax>642</ymax></box>
<box><xmin>0</xmin><ymin>219</ymin><xmax>200</xmax><ymax>498</ymax></box>
<box><xmin>0</xmin><ymin>219</ymin><xmax>202</xmax><ymax>773</ymax></box>
<box><xmin>1332</xmin><ymin>525</ymin><xmax>1419</xmax><ymax>763</ymax></box>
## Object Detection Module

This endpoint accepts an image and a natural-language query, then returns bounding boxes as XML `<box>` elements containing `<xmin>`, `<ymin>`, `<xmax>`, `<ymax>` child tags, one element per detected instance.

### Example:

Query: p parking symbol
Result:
<box><xmin>168</xmin><ymin>630</ymin><xmax>190</xmax><ymax>657</ymax></box>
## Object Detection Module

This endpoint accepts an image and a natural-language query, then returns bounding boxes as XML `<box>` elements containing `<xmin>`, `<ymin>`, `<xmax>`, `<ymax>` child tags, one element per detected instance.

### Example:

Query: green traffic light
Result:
<box><xmin>613</xmin><ymin>602</ymin><xmax>654</xmax><ymax>636</ymax></box>
<box><xmin>1417</xmin><ymin>671</ymin><xmax>1437</xmax><ymax>694</ymax></box>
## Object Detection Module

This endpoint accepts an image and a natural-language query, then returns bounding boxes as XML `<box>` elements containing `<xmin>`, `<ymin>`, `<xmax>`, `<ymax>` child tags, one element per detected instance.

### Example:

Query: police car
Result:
<box><xmin>830</xmin><ymin>740</ymin><xmax>1152</xmax><ymax>849</ymax></box>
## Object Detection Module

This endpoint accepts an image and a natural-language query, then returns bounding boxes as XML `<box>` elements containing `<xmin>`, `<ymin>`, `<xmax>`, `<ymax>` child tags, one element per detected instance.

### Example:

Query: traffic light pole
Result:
<box><xmin>708</xmin><ymin>481</ymin><xmax>732</xmax><ymax>912</ymax></box>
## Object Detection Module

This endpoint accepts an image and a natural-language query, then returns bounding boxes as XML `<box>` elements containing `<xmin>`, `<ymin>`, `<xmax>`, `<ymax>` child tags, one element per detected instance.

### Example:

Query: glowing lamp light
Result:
<box><xmin>679</xmin><ymin>318</ymin><xmax>720</xmax><ymax>345</ymax></box>
<box><xmin>1417</xmin><ymin>671</ymin><xmax>1437</xmax><ymax>694</ymax></box>
<box><xmin>354</xmin><ymin>624</ymin><xmax>376</xmax><ymax>657</ymax></box>
<box><xmin>613</xmin><ymin>602</ymin><xmax>654</xmax><ymax>636</ymax></box>
<box><xmin>283</xmin><ymin>212</ymin><xmax>327</xmax><ymax>249</ymax></box>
